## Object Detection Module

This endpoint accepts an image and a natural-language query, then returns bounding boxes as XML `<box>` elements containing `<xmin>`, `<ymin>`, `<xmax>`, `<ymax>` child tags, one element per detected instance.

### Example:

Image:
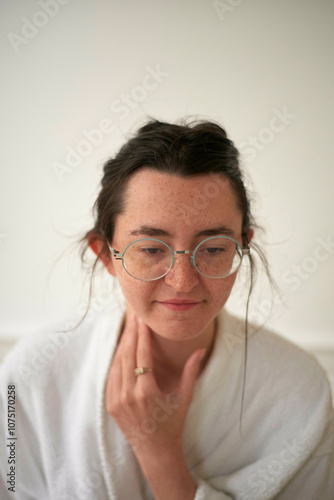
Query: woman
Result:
<box><xmin>0</xmin><ymin>119</ymin><xmax>333</xmax><ymax>499</ymax></box>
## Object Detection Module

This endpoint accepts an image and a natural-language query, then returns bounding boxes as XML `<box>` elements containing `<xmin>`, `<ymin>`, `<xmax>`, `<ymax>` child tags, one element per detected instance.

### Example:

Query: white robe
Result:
<box><xmin>0</xmin><ymin>306</ymin><xmax>333</xmax><ymax>499</ymax></box>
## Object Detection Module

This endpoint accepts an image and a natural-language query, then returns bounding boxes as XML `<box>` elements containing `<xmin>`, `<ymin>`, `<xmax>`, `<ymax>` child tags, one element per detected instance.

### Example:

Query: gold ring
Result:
<box><xmin>134</xmin><ymin>367</ymin><xmax>153</xmax><ymax>376</ymax></box>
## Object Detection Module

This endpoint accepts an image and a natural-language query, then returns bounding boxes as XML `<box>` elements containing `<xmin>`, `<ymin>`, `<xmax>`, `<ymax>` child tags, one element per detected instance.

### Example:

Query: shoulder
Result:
<box><xmin>0</xmin><ymin>307</ymin><xmax>125</xmax><ymax>392</ymax></box>
<box><xmin>223</xmin><ymin>309</ymin><xmax>330</xmax><ymax>386</ymax></box>
<box><xmin>221</xmin><ymin>309</ymin><xmax>333</xmax><ymax>418</ymax></box>
<box><xmin>219</xmin><ymin>310</ymin><xmax>334</xmax><ymax>461</ymax></box>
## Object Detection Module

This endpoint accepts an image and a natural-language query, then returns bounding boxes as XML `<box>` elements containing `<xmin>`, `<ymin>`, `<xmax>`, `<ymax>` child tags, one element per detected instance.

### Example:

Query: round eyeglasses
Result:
<box><xmin>108</xmin><ymin>236</ymin><xmax>250</xmax><ymax>281</ymax></box>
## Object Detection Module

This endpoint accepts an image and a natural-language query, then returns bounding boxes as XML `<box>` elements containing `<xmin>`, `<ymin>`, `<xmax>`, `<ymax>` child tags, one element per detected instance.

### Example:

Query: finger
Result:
<box><xmin>120</xmin><ymin>314</ymin><xmax>138</xmax><ymax>390</ymax></box>
<box><xmin>136</xmin><ymin>318</ymin><xmax>156</xmax><ymax>387</ymax></box>
<box><xmin>107</xmin><ymin>320</ymin><xmax>129</xmax><ymax>398</ymax></box>
<box><xmin>106</xmin><ymin>354</ymin><xmax>122</xmax><ymax>414</ymax></box>
<box><xmin>113</xmin><ymin>316</ymin><xmax>130</xmax><ymax>358</ymax></box>
<box><xmin>177</xmin><ymin>348</ymin><xmax>206</xmax><ymax>403</ymax></box>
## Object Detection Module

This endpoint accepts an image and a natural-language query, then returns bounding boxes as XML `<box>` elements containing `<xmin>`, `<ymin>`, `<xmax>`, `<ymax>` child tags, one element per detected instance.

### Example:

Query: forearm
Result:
<box><xmin>135</xmin><ymin>443</ymin><xmax>197</xmax><ymax>500</ymax></box>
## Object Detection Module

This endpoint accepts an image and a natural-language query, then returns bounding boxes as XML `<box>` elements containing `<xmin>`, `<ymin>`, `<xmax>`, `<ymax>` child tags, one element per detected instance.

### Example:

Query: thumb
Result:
<box><xmin>177</xmin><ymin>348</ymin><xmax>206</xmax><ymax>403</ymax></box>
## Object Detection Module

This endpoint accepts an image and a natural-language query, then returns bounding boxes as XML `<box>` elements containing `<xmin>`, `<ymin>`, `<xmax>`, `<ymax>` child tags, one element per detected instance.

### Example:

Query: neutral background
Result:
<box><xmin>1</xmin><ymin>0</ymin><xmax>333</xmax><ymax>353</ymax></box>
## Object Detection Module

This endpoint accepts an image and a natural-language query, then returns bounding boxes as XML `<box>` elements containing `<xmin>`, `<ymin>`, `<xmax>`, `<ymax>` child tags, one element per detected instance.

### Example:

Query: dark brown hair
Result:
<box><xmin>78</xmin><ymin>117</ymin><xmax>278</xmax><ymax>434</ymax></box>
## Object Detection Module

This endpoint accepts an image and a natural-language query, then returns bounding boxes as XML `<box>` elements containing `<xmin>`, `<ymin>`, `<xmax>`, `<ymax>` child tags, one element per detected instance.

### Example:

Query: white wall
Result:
<box><xmin>1</xmin><ymin>0</ymin><xmax>333</xmax><ymax>349</ymax></box>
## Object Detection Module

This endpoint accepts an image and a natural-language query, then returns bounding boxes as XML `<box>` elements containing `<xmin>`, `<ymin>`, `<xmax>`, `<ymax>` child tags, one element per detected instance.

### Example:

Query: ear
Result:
<box><xmin>88</xmin><ymin>234</ymin><xmax>116</xmax><ymax>276</ymax></box>
<box><xmin>247</xmin><ymin>228</ymin><xmax>254</xmax><ymax>244</ymax></box>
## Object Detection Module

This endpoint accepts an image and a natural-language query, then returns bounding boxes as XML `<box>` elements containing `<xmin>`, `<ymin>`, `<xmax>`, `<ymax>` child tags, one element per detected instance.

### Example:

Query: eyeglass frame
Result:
<box><xmin>107</xmin><ymin>235</ymin><xmax>251</xmax><ymax>281</ymax></box>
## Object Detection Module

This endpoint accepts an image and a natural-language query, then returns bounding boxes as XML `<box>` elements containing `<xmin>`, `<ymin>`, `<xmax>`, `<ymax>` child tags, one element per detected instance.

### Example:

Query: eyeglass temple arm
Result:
<box><xmin>107</xmin><ymin>243</ymin><xmax>123</xmax><ymax>260</ymax></box>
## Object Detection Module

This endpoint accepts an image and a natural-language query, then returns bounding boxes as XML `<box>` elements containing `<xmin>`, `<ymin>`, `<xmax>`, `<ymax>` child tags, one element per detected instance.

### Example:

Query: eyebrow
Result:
<box><xmin>128</xmin><ymin>225</ymin><xmax>236</xmax><ymax>238</ymax></box>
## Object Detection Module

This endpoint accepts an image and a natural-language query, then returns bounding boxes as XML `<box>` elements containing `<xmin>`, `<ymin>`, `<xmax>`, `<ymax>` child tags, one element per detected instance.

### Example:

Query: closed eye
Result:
<box><xmin>140</xmin><ymin>247</ymin><xmax>166</xmax><ymax>255</ymax></box>
<box><xmin>201</xmin><ymin>247</ymin><xmax>226</xmax><ymax>255</ymax></box>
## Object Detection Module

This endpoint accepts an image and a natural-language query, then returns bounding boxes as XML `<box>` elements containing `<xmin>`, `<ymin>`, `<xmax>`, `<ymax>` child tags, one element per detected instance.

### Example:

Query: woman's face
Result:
<box><xmin>107</xmin><ymin>169</ymin><xmax>250</xmax><ymax>342</ymax></box>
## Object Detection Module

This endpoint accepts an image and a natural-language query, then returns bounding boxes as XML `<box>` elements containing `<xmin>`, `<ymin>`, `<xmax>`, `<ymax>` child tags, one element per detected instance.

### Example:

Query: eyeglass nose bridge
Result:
<box><xmin>171</xmin><ymin>250</ymin><xmax>195</xmax><ymax>268</ymax></box>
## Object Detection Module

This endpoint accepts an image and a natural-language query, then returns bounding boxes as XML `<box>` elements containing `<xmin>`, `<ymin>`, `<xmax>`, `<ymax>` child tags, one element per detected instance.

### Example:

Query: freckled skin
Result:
<box><xmin>90</xmin><ymin>169</ymin><xmax>254</xmax><ymax>383</ymax></box>
<box><xmin>105</xmin><ymin>169</ymin><xmax>251</xmax><ymax>343</ymax></box>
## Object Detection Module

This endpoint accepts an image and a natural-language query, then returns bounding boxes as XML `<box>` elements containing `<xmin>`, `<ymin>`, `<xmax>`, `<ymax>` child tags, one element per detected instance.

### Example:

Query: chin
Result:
<box><xmin>147</xmin><ymin>314</ymin><xmax>212</xmax><ymax>341</ymax></box>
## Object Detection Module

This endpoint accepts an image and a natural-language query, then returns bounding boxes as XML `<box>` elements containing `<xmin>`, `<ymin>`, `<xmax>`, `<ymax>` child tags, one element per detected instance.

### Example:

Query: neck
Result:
<box><xmin>122</xmin><ymin>308</ymin><xmax>217</xmax><ymax>389</ymax></box>
<box><xmin>150</xmin><ymin>320</ymin><xmax>217</xmax><ymax>380</ymax></box>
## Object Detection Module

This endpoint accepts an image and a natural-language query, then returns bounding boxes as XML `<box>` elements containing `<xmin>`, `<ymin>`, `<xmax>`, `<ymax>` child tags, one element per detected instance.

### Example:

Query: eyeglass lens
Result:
<box><xmin>122</xmin><ymin>237</ymin><xmax>242</xmax><ymax>280</ymax></box>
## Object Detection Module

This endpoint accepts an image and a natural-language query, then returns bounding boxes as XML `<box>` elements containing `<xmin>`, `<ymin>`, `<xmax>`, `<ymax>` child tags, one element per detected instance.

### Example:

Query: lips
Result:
<box><xmin>162</xmin><ymin>299</ymin><xmax>201</xmax><ymax>304</ymax></box>
<box><xmin>158</xmin><ymin>299</ymin><xmax>202</xmax><ymax>311</ymax></box>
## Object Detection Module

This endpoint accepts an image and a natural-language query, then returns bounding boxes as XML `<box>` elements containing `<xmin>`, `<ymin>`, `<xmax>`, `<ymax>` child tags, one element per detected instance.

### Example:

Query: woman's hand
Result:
<box><xmin>105</xmin><ymin>313</ymin><xmax>206</xmax><ymax>457</ymax></box>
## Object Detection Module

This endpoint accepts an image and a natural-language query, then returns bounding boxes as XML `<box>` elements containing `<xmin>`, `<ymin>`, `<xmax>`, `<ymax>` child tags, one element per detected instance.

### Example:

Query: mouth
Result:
<box><xmin>158</xmin><ymin>299</ymin><xmax>202</xmax><ymax>311</ymax></box>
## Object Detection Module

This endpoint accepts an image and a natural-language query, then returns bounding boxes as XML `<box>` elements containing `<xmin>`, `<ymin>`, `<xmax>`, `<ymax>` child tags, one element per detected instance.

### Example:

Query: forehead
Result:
<box><xmin>118</xmin><ymin>169</ymin><xmax>242</xmax><ymax>235</ymax></box>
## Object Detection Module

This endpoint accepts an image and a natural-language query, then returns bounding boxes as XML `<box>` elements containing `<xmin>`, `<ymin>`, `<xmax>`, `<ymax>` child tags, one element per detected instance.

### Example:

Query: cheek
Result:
<box><xmin>209</xmin><ymin>274</ymin><xmax>237</xmax><ymax>307</ymax></box>
<box><xmin>116</xmin><ymin>271</ymin><xmax>155</xmax><ymax>309</ymax></box>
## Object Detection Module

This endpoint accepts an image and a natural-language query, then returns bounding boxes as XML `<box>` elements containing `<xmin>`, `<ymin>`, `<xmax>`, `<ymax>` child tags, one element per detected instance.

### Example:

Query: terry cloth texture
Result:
<box><xmin>0</xmin><ymin>306</ymin><xmax>333</xmax><ymax>499</ymax></box>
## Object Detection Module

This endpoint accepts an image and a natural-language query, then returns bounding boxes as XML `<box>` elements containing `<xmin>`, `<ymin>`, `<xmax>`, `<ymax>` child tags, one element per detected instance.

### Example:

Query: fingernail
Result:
<box><xmin>131</xmin><ymin>313</ymin><xmax>136</xmax><ymax>323</ymax></box>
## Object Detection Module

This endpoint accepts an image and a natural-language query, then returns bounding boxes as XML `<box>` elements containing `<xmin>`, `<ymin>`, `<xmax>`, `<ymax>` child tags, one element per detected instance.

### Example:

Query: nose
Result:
<box><xmin>164</xmin><ymin>254</ymin><xmax>199</xmax><ymax>292</ymax></box>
